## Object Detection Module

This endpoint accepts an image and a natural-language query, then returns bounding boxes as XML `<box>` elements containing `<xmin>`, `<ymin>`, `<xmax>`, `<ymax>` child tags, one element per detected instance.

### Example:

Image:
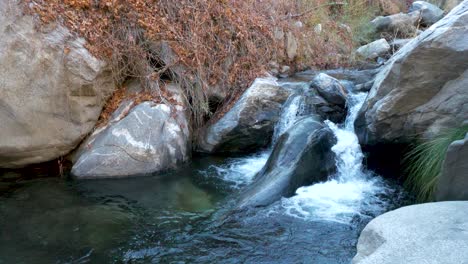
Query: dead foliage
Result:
<box><xmin>23</xmin><ymin>0</ymin><xmax>406</xmax><ymax>128</ymax></box>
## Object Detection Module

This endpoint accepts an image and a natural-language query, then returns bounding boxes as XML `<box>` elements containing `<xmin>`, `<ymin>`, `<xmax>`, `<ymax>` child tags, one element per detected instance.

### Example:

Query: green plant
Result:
<box><xmin>404</xmin><ymin>124</ymin><xmax>468</xmax><ymax>202</ymax></box>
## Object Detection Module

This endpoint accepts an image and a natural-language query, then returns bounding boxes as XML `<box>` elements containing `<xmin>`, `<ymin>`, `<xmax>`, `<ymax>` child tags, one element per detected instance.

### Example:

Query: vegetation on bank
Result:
<box><xmin>25</xmin><ymin>0</ymin><xmax>409</xmax><ymax>127</ymax></box>
<box><xmin>404</xmin><ymin>124</ymin><xmax>468</xmax><ymax>202</ymax></box>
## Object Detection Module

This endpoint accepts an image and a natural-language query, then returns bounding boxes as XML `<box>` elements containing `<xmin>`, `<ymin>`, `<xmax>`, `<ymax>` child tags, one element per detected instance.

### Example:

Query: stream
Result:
<box><xmin>0</xmin><ymin>80</ymin><xmax>409</xmax><ymax>264</ymax></box>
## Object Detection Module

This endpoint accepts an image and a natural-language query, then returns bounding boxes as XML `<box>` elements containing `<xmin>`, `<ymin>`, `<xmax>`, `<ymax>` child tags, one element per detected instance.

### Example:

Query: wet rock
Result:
<box><xmin>0</xmin><ymin>1</ymin><xmax>116</xmax><ymax>168</ymax></box>
<box><xmin>308</xmin><ymin>73</ymin><xmax>348</xmax><ymax>123</ymax></box>
<box><xmin>72</xmin><ymin>84</ymin><xmax>190</xmax><ymax>178</ymax></box>
<box><xmin>237</xmin><ymin>116</ymin><xmax>336</xmax><ymax>208</ymax></box>
<box><xmin>436</xmin><ymin>132</ymin><xmax>468</xmax><ymax>201</ymax></box>
<box><xmin>356</xmin><ymin>39</ymin><xmax>391</xmax><ymax>60</ymax></box>
<box><xmin>196</xmin><ymin>78</ymin><xmax>290</xmax><ymax>154</ymax></box>
<box><xmin>355</xmin><ymin>81</ymin><xmax>375</xmax><ymax>93</ymax></box>
<box><xmin>311</xmin><ymin>73</ymin><xmax>348</xmax><ymax>106</ymax></box>
<box><xmin>356</xmin><ymin>2</ymin><xmax>468</xmax><ymax>145</ymax></box>
<box><xmin>353</xmin><ymin>202</ymin><xmax>468</xmax><ymax>264</ymax></box>
<box><xmin>409</xmin><ymin>1</ymin><xmax>445</xmax><ymax>25</ymax></box>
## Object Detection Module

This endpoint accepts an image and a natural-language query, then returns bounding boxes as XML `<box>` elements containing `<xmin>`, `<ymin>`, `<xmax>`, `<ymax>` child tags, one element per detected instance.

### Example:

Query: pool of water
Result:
<box><xmin>0</xmin><ymin>153</ymin><xmax>408</xmax><ymax>264</ymax></box>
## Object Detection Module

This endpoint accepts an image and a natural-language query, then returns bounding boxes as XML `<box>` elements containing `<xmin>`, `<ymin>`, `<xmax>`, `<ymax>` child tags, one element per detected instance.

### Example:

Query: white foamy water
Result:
<box><xmin>281</xmin><ymin>92</ymin><xmax>391</xmax><ymax>224</ymax></box>
<box><xmin>273</xmin><ymin>94</ymin><xmax>306</xmax><ymax>143</ymax></box>
<box><xmin>208</xmin><ymin>91</ymin><xmax>306</xmax><ymax>188</ymax></box>
<box><xmin>207</xmin><ymin>151</ymin><xmax>270</xmax><ymax>188</ymax></box>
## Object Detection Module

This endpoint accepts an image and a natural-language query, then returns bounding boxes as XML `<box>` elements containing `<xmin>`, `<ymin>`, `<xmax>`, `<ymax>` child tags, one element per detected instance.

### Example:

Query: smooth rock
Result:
<box><xmin>436</xmin><ymin>132</ymin><xmax>468</xmax><ymax>201</ymax></box>
<box><xmin>409</xmin><ymin>1</ymin><xmax>445</xmax><ymax>25</ymax></box>
<box><xmin>237</xmin><ymin>116</ymin><xmax>336</xmax><ymax>208</ymax></box>
<box><xmin>356</xmin><ymin>2</ymin><xmax>468</xmax><ymax>145</ymax></box>
<box><xmin>356</xmin><ymin>39</ymin><xmax>391</xmax><ymax>60</ymax></box>
<box><xmin>353</xmin><ymin>202</ymin><xmax>468</xmax><ymax>264</ymax></box>
<box><xmin>72</xmin><ymin>85</ymin><xmax>190</xmax><ymax>178</ymax></box>
<box><xmin>197</xmin><ymin>78</ymin><xmax>290</xmax><ymax>153</ymax></box>
<box><xmin>311</xmin><ymin>73</ymin><xmax>348</xmax><ymax>106</ymax></box>
<box><xmin>0</xmin><ymin>1</ymin><xmax>115</xmax><ymax>168</ymax></box>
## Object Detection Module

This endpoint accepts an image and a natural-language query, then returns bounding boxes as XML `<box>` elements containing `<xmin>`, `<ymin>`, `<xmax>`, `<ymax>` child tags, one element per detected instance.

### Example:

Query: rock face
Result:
<box><xmin>0</xmin><ymin>1</ymin><xmax>115</xmax><ymax>168</ymax></box>
<box><xmin>356</xmin><ymin>2</ymin><xmax>468</xmax><ymax>145</ymax></box>
<box><xmin>196</xmin><ymin>78</ymin><xmax>290</xmax><ymax>154</ymax></box>
<box><xmin>409</xmin><ymin>1</ymin><xmax>445</xmax><ymax>25</ymax></box>
<box><xmin>71</xmin><ymin>85</ymin><xmax>190</xmax><ymax>178</ymax></box>
<box><xmin>237</xmin><ymin>116</ymin><xmax>336</xmax><ymax>208</ymax></box>
<box><xmin>353</xmin><ymin>202</ymin><xmax>468</xmax><ymax>264</ymax></box>
<box><xmin>356</xmin><ymin>39</ymin><xmax>391</xmax><ymax>60</ymax></box>
<box><xmin>436</xmin><ymin>132</ymin><xmax>468</xmax><ymax>201</ymax></box>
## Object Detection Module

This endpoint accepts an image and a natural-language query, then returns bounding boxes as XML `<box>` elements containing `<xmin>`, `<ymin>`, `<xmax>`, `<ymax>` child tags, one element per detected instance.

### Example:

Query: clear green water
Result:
<box><xmin>0</xmin><ymin>155</ymin><xmax>408</xmax><ymax>264</ymax></box>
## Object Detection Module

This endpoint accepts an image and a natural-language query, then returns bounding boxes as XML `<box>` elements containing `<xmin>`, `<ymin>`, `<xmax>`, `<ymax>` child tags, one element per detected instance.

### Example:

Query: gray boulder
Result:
<box><xmin>356</xmin><ymin>39</ymin><xmax>391</xmax><ymax>60</ymax></box>
<box><xmin>356</xmin><ymin>2</ymin><xmax>468</xmax><ymax>145</ymax></box>
<box><xmin>196</xmin><ymin>78</ymin><xmax>290</xmax><ymax>153</ymax></box>
<box><xmin>410</xmin><ymin>1</ymin><xmax>445</xmax><ymax>25</ymax></box>
<box><xmin>311</xmin><ymin>73</ymin><xmax>348</xmax><ymax>106</ymax></box>
<box><xmin>71</xmin><ymin>85</ymin><xmax>190</xmax><ymax>178</ymax></box>
<box><xmin>353</xmin><ymin>202</ymin><xmax>468</xmax><ymax>264</ymax></box>
<box><xmin>436</xmin><ymin>132</ymin><xmax>468</xmax><ymax>201</ymax></box>
<box><xmin>237</xmin><ymin>116</ymin><xmax>336</xmax><ymax>208</ymax></box>
<box><xmin>0</xmin><ymin>1</ymin><xmax>115</xmax><ymax>168</ymax></box>
<box><xmin>371</xmin><ymin>12</ymin><xmax>420</xmax><ymax>36</ymax></box>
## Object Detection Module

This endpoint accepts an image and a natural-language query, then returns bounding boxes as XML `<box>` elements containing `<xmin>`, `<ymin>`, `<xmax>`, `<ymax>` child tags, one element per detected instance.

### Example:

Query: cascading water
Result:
<box><xmin>206</xmin><ymin>87</ymin><xmax>307</xmax><ymax>188</ymax></box>
<box><xmin>281</xmin><ymin>92</ymin><xmax>392</xmax><ymax>223</ymax></box>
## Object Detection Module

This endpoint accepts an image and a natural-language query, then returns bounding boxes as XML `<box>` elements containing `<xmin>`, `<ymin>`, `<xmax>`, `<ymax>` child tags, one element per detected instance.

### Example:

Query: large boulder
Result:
<box><xmin>353</xmin><ymin>202</ymin><xmax>468</xmax><ymax>264</ymax></box>
<box><xmin>309</xmin><ymin>73</ymin><xmax>349</xmax><ymax>123</ymax></box>
<box><xmin>196</xmin><ymin>78</ymin><xmax>290</xmax><ymax>154</ymax></box>
<box><xmin>237</xmin><ymin>116</ymin><xmax>336</xmax><ymax>208</ymax></box>
<box><xmin>0</xmin><ymin>1</ymin><xmax>115</xmax><ymax>168</ymax></box>
<box><xmin>436</xmin><ymin>132</ymin><xmax>468</xmax><ymax>201</ymax></box>
<box><xmin>409</xmin><ymin>1</ymin><xmax>445</xmax><ymax>25</ymax></box>
<box><xmin>356</xmin><ymin>2</ymin><xmax>468</xmax><ymax>145</ymax></box>
<box><xmin>71</xmin><ymin>84</ymin><xmax>190</xmax><ymax>178</ymax></box>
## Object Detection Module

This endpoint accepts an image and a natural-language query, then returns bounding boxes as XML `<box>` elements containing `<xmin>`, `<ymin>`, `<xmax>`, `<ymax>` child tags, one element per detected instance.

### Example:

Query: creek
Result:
<box><xmin>0</xmin><ymin>79</ymin><xmax>409</xmax><ymax>264</ymax></box>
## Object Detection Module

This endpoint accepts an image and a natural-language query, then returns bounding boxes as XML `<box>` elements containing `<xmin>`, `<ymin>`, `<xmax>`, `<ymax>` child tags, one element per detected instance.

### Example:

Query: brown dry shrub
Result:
<box><xmin>23</xmin><ymin>0</ymin><xmax>397</xmax><ymax>128</ymax></box>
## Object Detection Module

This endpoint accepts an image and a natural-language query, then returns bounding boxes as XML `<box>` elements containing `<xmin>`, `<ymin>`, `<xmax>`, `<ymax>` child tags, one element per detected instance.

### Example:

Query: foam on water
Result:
<box><xmin>207</xmin><ymin>151</ymin><xmax>270</xmax><ymax>188</ymax></box>
<box><xmin>281</xmin><ymin>92</ymin><xmax>392</xmax><ymax>224</ymax></box>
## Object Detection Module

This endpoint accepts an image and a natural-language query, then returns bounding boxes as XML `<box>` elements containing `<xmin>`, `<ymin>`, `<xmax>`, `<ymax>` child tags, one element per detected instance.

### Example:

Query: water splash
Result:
<box><xmin>282</xmin><ymin>92</ymin><xmax>392</xmax><ymax>224</ymax></box>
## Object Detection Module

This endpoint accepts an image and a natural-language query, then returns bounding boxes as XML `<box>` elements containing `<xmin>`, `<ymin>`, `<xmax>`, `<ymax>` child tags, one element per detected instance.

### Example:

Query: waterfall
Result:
<box><xmin>206</xmin><ymin>90</ymin><xmax>307</xmax><ymax>188</ymax></box>
<box><xmin>281</xmin><ymin>92</ymin><xmax>391</xmax><ymax>224</ymax></box>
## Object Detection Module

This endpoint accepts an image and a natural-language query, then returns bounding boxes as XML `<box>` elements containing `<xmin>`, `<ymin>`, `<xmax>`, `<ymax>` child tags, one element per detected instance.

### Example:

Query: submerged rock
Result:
<box><xmin>196</xmin><ymin>78</ymin><xmax>290</xmax><ymax>154</ymax></box>
<box><xmin>353</xmin><ymin>202</ymin><xmax>468</xmax><ymax>264</ymax></box>
<box><xmin>72</xmin><ymin>85</ymin><xmax>189</xmax><ymax>178</ymax></box>
<box><xmin>356</xmin><ymin>39</ymin><xmax>391</xmax><ymax>60</ymax></box>
<box><xmin>237</xmin><ymin>116</ymin><xmax>336</xmax><ymax>208</ymax></box>
<box><xmin>436</xmin><ymin>132</ymin><xmax>468</xmax><ymax>201</ymax></box>
<box><xmin>409</xmin><ymin>1</ymin><xmax>445</xmax><ymax>25</ymax></box>
<box><xmin>356</xmin><ymin>2</ymin><xmax>468</xmax><ymax>145</ymax></box>
<box><xmin>0</xmin><ymin>1</ymin><xmax>115</xmax><ymax>168</ymax></box>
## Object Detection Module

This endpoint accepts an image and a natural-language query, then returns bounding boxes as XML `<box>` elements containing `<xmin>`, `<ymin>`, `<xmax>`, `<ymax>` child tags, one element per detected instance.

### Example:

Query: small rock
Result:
<box><xmin>311</xmin><ymin>73</ymin><xmax>348</xmax><ymax>106</ymax></box>
<box><xmin>314</xmin><ymin>24</ymin><xmax>323</xmax><ymax>34</ymax></box>
<box><xmin>356</xmin><ymin>39</ymin><xmax>391</xmax><ymax>60</ymax></box>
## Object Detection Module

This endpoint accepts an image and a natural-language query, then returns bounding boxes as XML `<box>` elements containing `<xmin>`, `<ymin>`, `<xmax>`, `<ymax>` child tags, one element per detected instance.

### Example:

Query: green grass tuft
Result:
<box><xmin>404</xmin><ymin>124</ymin><xmax>468</xmax><ymax>202</ymax></box>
